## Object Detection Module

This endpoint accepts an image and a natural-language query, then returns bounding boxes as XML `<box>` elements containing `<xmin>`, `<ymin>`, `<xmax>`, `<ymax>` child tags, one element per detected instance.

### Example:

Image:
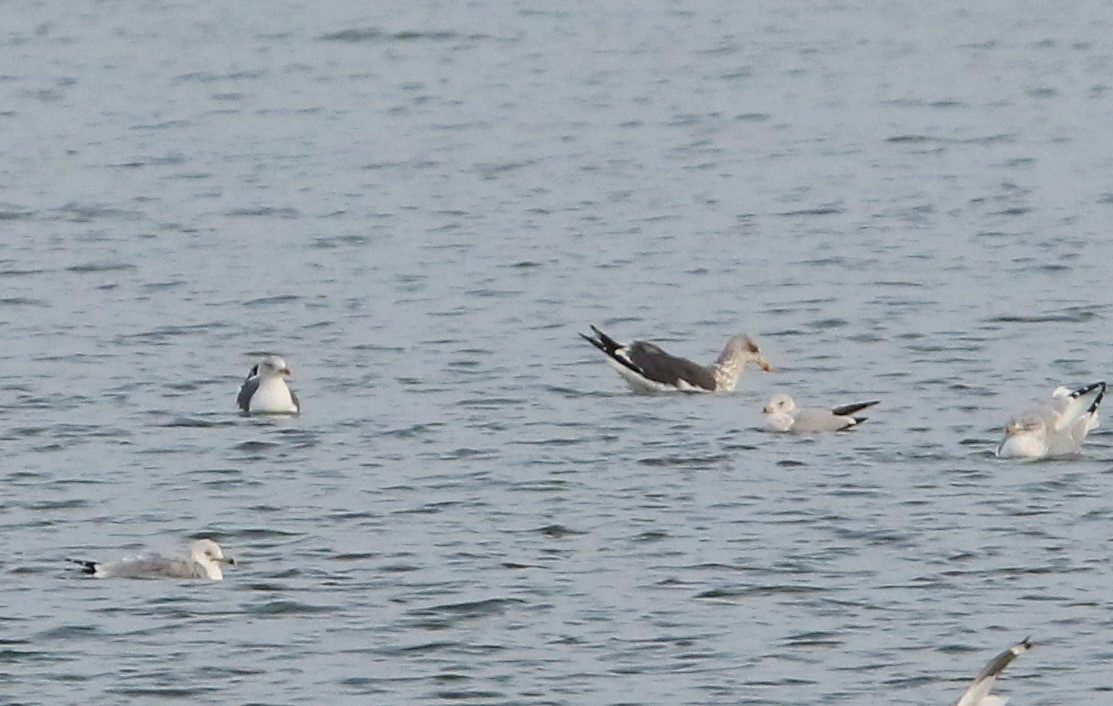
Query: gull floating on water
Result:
<box><xmin>70</xmin><ymin>539</ymin><xmax>235</xmax><ymax>581</ymax></box>
<box><xmin>995</xmin><ymin>381</ymin><xmax>1104</xmax><ymax>459</ymax></box>
<box><xmin>762</xmin><ymin>393</ymin><xmax>879</xmax><ymax>432</ymax></box>
<box><xmin>237</xmin><ymin>355</ymin><xmax>300</xmax><ymax>414</ymax></box>
<box><xmin>954</xmin><ymin>637</ymin><xmax>1033</xmax><ymax>706</ymax></box>
<box><xmin>580</xmin><ymin>325</ymin><xmax>772</xmax><ymax>393</ymax></box>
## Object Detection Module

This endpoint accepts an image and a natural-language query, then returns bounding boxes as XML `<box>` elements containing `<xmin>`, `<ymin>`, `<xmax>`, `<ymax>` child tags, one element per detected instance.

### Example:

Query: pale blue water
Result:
<box><xmin>3</xmin><ymin>1</ymin><xmax>1113</xmax><ymax>704</ymax></box>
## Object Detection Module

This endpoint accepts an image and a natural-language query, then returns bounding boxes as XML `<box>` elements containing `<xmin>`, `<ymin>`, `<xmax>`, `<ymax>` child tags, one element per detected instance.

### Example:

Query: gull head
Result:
<box><xmin>190</xmin><ymin>539</ymin><xmax>235</xmax><ymax>580</ymax></box>
<box><xmin>257</xmin><ymin>356</ymin><xmax>293</xmax><ymax>378</ymax></box>
<box><xmin>997</xmin><ymin>413</ymin><xmax>1050</xmax><ymax>458</ymax></box>
<box><xmin>763</xmin><ymin>393</ymin><xmax>797</xmax><ymax>415</ymax></box>
<box><xmin>1004</xmin><ymin>414</ymin><xmax>1046</xmax><ymax>438</ymax></box>
<box><xmin>720</xmin><ymin>334</ymin><xmax>773</xmax><ymax>372</ymax></box>
<box><xmin>762</xmin><ymin>392</ymin><xmax>799</xmax><ymax>432</ymax></box>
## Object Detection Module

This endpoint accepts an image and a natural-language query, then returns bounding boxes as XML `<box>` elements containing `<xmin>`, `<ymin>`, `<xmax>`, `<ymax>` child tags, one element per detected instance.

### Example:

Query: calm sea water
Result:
<box><xmin>3</xmin><ymin>1</ymin><xmax>1113</xmax><ymax>704</ymax></box>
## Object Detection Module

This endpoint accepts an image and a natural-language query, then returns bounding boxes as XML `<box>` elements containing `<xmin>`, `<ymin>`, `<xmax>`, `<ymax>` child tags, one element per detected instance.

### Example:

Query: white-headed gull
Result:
<box><xmin>237</xmin><ymin>355</ymin><xmax>300</xmax><ymax>414</ymax></box>
<box><xmin>996</xmin><ymin>381</ymin><xmax>1104</xmax><ymax>459</ymax></box>
<box><xmin>71</xmin><ymin>539</ymin><xmax>235</xmax><ymax>581</ymax></box>
<box><xmin>762</xmin><ymin>393</ymin><xmax>879</xmax><ymax>432</ymax></box>
<box><xmin>580</xmin><ymin>325</ymin><xmax>772</xmax><ymax>393</ymax></box>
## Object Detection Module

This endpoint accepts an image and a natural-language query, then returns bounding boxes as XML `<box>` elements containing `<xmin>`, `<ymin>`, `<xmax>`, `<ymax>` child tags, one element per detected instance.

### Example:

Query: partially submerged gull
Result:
<box><xmin>762</xmin><ymin>393</ymin><xmax>879</xmax><ymax>433</ymax></box>
<box><xmin>70</xmin><ymin>539</ymin><xmax>235</xmax><ymax>581</ymax></box>
<box><xmin>237</xmin><ymin>355</ymin><xmax>300</xmax><ymax>414</ymax></box>
<box><xmin>580</xmin><ymin>325</ymin><xmax>772</xmax><ymax>393</ymax></box>
<box><xmin>996</xmin><ymin>381</ymin><xmax>1104</xmax><ymax>459</ymax></box>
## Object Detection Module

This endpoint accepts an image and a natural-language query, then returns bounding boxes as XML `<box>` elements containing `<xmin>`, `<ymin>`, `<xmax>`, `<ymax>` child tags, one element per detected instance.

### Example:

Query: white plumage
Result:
<box><xmin>237</xmin><ymin>356</ymin><xmax>300</xmax><ymax>414</ymax></box>
<box><xmin>71</xmin><ymin>539</ymin><xmax>235</xmax><ymax>581</ymax></box>
<box><xmin>996</xmin><ymin>382</ymin><xmax>1104</xmax><ymax>459</ymax></box>
<box><xmin>762</xmin><ymin>393</ymin><xmax>879</xmax><ymax>433</ymax></box>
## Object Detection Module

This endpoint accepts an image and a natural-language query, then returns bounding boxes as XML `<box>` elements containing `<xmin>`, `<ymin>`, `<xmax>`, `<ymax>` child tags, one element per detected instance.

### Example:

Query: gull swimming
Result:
<box><xmin>580</xmin><ymin>325</ymin><xmax>772</xmax><ymax>393</ymax></box>
<box><xmin>762</xmin><ymin>393</ymin><xmax>879</xmax><ymax>433</ymax></box>
<box><xmin>995</xmin><ymin>381</ymin><xmax>1104</xmax><ymax>459</ymax></box>
<box><xmin>70</xmin><ymin>539</ymin><xmax>235</xmax><ymax>581</ymax></box>
<box><xmin>237</xmin><ymin>355</ymin><xmax>300</xmax><ymax>414</ymax></box>
<box><xmin>954</xmin><ymin>637</ymin><xmax>1033</xmax><ymax>706</ymax></box>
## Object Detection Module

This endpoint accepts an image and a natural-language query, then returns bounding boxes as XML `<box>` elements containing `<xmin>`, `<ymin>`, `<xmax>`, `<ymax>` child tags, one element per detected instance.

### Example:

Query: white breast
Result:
<box><xmin>249</xmin><ymin>378</ymin><xmax>298</xmax><ymax>414</ymax></box>
<box><xmin>995</xmin><ymin>433</ymin><xmax>1048</xmax><ymax>459</ymax></box>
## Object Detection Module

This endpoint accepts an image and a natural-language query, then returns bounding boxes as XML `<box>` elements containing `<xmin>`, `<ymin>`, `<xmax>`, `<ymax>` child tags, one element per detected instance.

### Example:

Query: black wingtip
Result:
<box><xmin>1072</xmin><ymin>381</ymin><xmax>1105</xmax><ymax>396</ymax></box>
<box><xmin>585</xmin><ymin>325</ymin><xmax>623</xmax><ymax>355</ymax></box>
<box><xmin>1089</xmin><ymin>383</ymin><xmax>1105</xmax><ymax>414</ymax></box>
<box><xmin>580</xmin><ymin>331</ymin><xmax>605</xmax><ymax>352</ymax></box>
<box><xmin>831</xmin><ymin>400</ymin><xmax>881</xmax><ymax>417</ymax></box>
<box><xmin>834</xmin><ymin>416</ymin><xmax>868</xmax><ymax>431</ymax></box>
<box><xmin>69</xmin><ymin>559</ymin><xmax>97</xmax><ymax>575</ymax></box>
<box><xmin>581</xmin><ymin>326</ymin><xmax>619</xmax><ymax>355</ymax></box>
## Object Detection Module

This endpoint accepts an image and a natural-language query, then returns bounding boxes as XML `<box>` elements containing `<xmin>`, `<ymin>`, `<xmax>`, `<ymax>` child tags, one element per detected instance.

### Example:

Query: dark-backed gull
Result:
<box><xmin>580</xmin><ymin>325</ymin><xmax>771</xmax><ymax>393</ymax></box>
<box><xmin>237</xmin><ymin>355</ymin><xmax>300</xmax><ymax>415</ymax></box>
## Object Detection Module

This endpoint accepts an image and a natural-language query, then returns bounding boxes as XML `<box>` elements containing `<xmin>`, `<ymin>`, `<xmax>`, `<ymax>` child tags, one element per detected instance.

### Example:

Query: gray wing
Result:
<box><xmin>791</xmin><ymin>408</ymin><xmax>860</xmax><ymax>432</ymax></box>
<box><xmin>237</xmin><ymin>376</ymin><xmax>260</xmax><ymax>412</ymax></box>
<box><xmin>96</xmin><ymin>554</ymin><xmax>206</xmax><ymax>579</ymax></box>
<box><xmin>955</xmin><ymin>638</ymin><xmax>1032</xmax><ymax>706</ymax></box>
<box><xmin>973</xmin><ymin>645</ymin><xmax>1022</xmax><ymax>683</ymax></box>
<box><xmin>625</xmin><ymin>341</ymin><xmax>717</xmax><ymax>391</ymax></box>
<box><xmin>290</xmin><ymin>388</ymin><xmax>300</xmax><ymax>413</ymax></box>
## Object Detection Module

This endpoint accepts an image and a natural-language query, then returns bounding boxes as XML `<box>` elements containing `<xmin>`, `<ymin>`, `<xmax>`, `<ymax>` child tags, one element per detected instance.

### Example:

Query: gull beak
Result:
<box><xmin>221</xmin><ymin>556</ymin><xmax>236</xmax><ymax>566</ymax></box>
<box><xmin>759</xmin><ymin>359</ymin><xmax>774</xmax><ymax>372</ymax></box>
<box><xmin>280</xmin><ymin>367</ymin><xmax>293</xmax><ymax>377</ymax></box>
<box><xmin>762</xmin><ymin>405</ymin><xmax>773</xmax><ymax>414</ymax></box>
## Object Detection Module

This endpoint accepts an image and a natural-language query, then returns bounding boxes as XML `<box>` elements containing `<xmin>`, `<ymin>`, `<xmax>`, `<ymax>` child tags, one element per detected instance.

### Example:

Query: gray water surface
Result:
<box><xmin>3</xmin><ymin>1</ymin><xmax>1113</xmax><ymax>704</ymax></box>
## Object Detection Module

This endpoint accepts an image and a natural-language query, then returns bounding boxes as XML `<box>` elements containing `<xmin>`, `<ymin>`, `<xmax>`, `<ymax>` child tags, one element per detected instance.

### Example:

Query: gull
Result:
<box><xmin>762</xmin><ymin>393</ymin><xmax>879</xmax><ymax>432</ymax></box>
<box><xmin>70</xmin><ymin>539</ymin><xmax>235</xmax><ymax>581</ymax></box>
<box><xmin>954</xmin><ymin>637</ymin><xmax>1033</xmax><ymax>706</ymax></box>
<box><xmin>996</xmin><ymin>381</ymin><xmax>1104</xmax><ymax>459</ymax></box>
<box><xmin>580</xmin><ymin>325</ymin><xmax>772</xmax><ymax>393</ymax></box>
<box><xmin>237</xmin><ymin>355</ymin><xmax>300</xmax><ymax>414</ymax></box>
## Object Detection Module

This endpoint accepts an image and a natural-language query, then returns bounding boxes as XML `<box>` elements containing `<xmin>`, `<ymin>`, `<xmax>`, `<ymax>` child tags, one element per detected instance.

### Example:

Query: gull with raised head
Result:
<box><xmin>954</xmin><ymin>637</ymin><xmax>1033</xmax><ymax>706</ymax></box>
<box><xmin>70</xmin><ymin>539</ymin><xmax>235</xmax><ymax>581</ymax></box>
<box><xmin>237</xmin><ymin>355</ymin><xmax>300</xmax><ymax>414</ymax></box>
<box><xmin>996</xmin><ymin>381</ymin><xmax>1104</xmax><ymax>459</ymax></box>
<box><xmin>762</xmin><ymin>393</ymin><xmax>879</xmax><ymax>433</ymax></box>
<box><xmin>580</xmin><ymin>325</ymin><xmax>772</xmax><ymax>393</ymax></box>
